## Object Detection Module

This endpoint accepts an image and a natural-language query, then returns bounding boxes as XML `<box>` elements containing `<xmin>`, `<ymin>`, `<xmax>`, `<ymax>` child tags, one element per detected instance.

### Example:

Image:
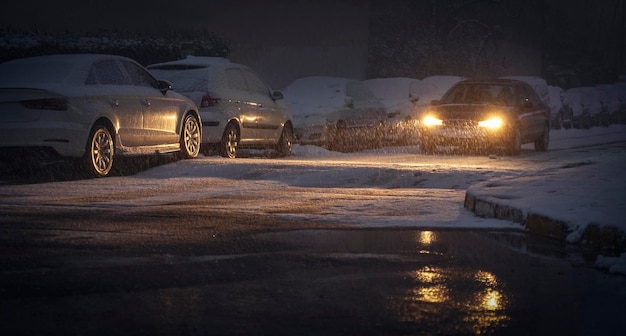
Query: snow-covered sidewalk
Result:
<box><xmin>464</xmin><ymin>125</ymin><xmax>626</xmax><ymax>274</ymax></box>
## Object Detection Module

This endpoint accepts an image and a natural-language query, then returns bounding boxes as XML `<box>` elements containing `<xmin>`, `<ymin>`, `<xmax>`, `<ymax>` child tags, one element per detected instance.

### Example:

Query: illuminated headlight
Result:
<box><xmin>422</xmin><ymin>115</ymin><xmax>443</xmax><ymax>127</ymax></box>
<box><xmin>478</xmin><ymin>117</ymin><xmax>504</xmax><ymax>129</ymax></box>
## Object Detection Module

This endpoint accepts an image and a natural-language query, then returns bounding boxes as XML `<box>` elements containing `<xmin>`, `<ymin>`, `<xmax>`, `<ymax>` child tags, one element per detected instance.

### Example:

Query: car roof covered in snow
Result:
<box><xmin>147</xmin><ymin>55</ymin><xmax>231</xmax><ymax>69</ymax></box>
<box><xmin>0</xmin><ymin>53</ymin><xmax>137</xmax><ymax>87</ymax></box>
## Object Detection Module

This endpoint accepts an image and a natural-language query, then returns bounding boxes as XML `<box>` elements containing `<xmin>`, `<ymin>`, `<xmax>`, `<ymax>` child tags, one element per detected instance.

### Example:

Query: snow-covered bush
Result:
<box><xmin>0</xmin><ymin>31</ymin><xmax>230</xmax><ymax>66</ymax></box>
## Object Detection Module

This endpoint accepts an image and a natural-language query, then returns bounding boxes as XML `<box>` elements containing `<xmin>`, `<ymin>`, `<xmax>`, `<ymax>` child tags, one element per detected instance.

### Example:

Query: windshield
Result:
<box><xmin>441</xmin><ymin>83</ymin><xmax>516</xmax><ymax>106</ymax></box>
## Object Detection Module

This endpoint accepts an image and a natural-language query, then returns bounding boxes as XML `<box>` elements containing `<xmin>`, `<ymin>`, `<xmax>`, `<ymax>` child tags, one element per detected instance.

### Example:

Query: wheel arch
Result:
<box><xmin>180</xmin><ymin>109</ymin><xmax>201</xmax><ymax>135</ymax></box>
<box><xmin>90</xmin><ymin>117</ymin><xmax>116</xmax><ymax>149</ymax></box>
<box><xmin>226</xmin><ymin>118</ymin><xmax>241</xmax><ymax>133</ymax></box>
<box><xmin>283</xmin><ymin>120</ymin><xmax>294</xmax><ymax>133</ymax></box>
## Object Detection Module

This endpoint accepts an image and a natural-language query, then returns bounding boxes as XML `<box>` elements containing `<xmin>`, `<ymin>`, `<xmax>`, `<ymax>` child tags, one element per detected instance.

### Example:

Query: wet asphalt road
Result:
<box><xmin>1</xmin><ymin>203</ymin><xmax>625</xmax><ymax>336</ymax></box>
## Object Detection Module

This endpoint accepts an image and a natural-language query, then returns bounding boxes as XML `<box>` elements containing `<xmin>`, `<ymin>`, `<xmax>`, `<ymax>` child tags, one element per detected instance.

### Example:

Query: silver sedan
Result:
<box><xmin>0</xmin><ymin>54</ymin><xmax>201</xmax><ymax>177</ymax></box>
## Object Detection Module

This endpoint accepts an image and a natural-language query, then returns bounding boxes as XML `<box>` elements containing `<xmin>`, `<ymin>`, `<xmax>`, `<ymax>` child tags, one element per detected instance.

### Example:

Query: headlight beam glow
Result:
<box><xmin>422</xmin><ymin>115</ymin><xmax>443</xmax><ymax>127</ymax></box>
<box><xmin>478</xmin><ymin>117</ymin><xmax>504</xmax><ymax>129</ymax></box>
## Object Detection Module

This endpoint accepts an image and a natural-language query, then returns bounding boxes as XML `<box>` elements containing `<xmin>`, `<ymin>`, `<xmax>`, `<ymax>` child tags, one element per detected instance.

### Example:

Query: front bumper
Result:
<box><xmin>419</xmin><ymin>125</ymin><xmax>511</xmax><ymax>149</ymax></box>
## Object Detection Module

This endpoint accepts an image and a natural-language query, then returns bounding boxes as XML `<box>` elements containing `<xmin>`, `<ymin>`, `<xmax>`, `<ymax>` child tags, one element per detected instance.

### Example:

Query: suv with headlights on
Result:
<box><xmin>418</xmin><ymin>78</ymin><xmax>550</xmax><ymax>155</ymax></box>
<box><xmin>147</xmin><ymin>56</ymin><xmax>294</xmax><ymax>158</ymax></box>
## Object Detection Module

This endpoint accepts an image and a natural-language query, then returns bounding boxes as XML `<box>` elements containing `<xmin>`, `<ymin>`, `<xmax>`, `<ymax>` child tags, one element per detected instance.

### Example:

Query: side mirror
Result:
<box><xmin>271</xmin><ymin>90</ymin><xmax>284</xmax><ymax>101</ymax></box>
<box><xmin>409</xmin><ymin>94</ymin><xmax>420</xmax><ymax>103</ymax></box>
<box><xmin>158</xmin><ymin>80</ymin><xmax>172</xmax><ymax>95</ymax></box>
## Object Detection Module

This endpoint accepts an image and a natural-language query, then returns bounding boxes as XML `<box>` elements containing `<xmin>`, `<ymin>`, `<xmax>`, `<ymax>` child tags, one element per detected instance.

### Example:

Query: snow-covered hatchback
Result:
<box><xmin>147</xmin><ymin>56</ymin><xmax>293</xmax><ymax>158</ymax></box>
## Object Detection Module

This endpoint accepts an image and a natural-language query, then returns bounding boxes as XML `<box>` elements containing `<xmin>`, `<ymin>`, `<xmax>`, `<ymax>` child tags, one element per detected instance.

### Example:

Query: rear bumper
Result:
<box><xmin>0</xmin><ymin>122</ymin><xmax>88</xmax><ymax>158</ymax></box>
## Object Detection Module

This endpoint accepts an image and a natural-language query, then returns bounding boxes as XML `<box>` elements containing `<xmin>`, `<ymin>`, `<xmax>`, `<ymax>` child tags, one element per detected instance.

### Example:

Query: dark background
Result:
<box><xmin>1</xmin><ymin>0</ymin><xmax>624</xmax><ymax>88</ymax></box>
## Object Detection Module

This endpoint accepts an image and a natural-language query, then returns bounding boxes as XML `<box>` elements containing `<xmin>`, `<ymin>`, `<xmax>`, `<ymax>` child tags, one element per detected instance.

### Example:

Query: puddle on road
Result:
<box><xmin>48</xmin><ymin>229</ymin><xmax>594</xmax><ymax>272</ymax></box>
<box><xmin>254</xmin><ymin>229</ymin><xmax>601</xmax><ymax>335</ymax></box>
<box><xmin>255</xmin><ymin>229</ymin><xmax>592</xmax><ymax>264</ymax></box>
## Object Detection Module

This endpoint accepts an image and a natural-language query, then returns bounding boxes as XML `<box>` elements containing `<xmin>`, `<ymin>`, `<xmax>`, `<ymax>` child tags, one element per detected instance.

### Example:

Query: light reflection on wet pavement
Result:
<box><xmin>2</xmin><ymin>229</ymin><xmax>625</xmax><ymax>335</ymax></box>
<box><xmin>254</xmin><ymin>229</ymin><xmax>624</xmax><ymax>335</ymax></box>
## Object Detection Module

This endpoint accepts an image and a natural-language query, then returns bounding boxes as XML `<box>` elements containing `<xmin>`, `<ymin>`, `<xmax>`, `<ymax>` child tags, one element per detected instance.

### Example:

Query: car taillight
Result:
<box><xmin>200</xmin><ymin>92</ymin><xmax>220</xmax><ymax>107</ymax></box>
<box><xmin>21</xmin><ymin>98</ymin><xmax>68</xmax><ymax>111</ymax></box>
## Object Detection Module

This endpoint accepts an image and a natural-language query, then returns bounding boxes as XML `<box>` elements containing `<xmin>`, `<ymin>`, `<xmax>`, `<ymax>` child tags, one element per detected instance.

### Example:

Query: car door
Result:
<box><xmin>122</xmin><ymin>60</ymin><xmax>180</xmax><ymax>146</ymax></box>
<box><xmin>225</xmin><ymin>67</ymin><xmax>261</xmax><ymax>142</ymax></box>
<box><xmin>346</xmin><ymin>81</ymin><xmax>386</xmax><ymax>128</ymax></box>
<box><xmin>243</xmin><ymin>68</ymin><xmax>284</xmax><ymax>143</ymax></box>
<box><xmin>87</xmin><ymin>59</ymin><xmax>144</xmax><ymax>147</ymax></box>
<box><xmin>517</xmin><ymin>84</ymin><xmax>546</xmax><ymax>141</ymax></box>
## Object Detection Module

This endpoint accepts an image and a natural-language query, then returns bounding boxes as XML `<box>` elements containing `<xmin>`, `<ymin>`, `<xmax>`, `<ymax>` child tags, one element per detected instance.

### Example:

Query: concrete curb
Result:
<box><xmin>463</xmin><ymin>191</ymin><xmax>626</xmax><ymax>252</ymax></box>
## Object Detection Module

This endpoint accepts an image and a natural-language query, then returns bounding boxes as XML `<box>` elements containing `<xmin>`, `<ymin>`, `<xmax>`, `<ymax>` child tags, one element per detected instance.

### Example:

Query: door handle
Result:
<box><xmin>110</xmin><ymin>99</ymin><xmax>119</xmax><ymax>107</ymax></box>
<box><xmin>143</xmin><ymin>99</ymin><xmax>151</xmax><ymax>107</ymax></box>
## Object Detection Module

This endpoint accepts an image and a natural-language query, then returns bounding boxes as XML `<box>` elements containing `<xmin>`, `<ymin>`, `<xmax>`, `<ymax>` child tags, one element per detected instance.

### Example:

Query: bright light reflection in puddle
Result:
<box><xmin>389</xmin><ymin>268</ymin><xmax>510</xmax><ymax>334</ymax></box>
<box><xmin>407</xmin><ymin>267</ymin><xmax>450</xmax><ymax>303</ymax></box>
<box><xmin>414</xmin><ymin>285</ymin><xmax>449</xmax><ymax>303</ymax></box>
<box><xmin>412</xmin><ymin>266</ymin><xmax>443</xmax><ymax>283</ymax></box>
<box><xmin>480</xmin><ymin>288</ymin><xmax>503</xmax><ymax>311</ymax></box>
<box><xmin>475</xmin><ymin>270</ymin><xmax>498</xmax><ymax>287</ymax></box>
<box><xmin>417</xmin><ymin>231</ymin><xmax>436</xmax><ymax>245</ymax></box>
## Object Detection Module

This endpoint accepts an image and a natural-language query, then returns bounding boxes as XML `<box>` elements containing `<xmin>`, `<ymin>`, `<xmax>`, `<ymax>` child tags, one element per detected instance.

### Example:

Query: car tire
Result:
<box><xmin>220</xmin><ymin>122</ymin><xmax>239</xmax><ymax>158</ymax></box>
<box><xmin>179</xmin><ymin>114</ymin><xmax>201</xmax><ymax>159</ymax></box>
<box><xmin>85</xmin><ymin>123</ymin><xmax>114</xmax><ymax>177</ymax></box>
<box><xmin>506</xmin><ymin>127</ymin><xmax>521</xmax><ymax>156</ymax></box>
<box><xmin>276</xmin><ymin>124</ymin><xmax>293</xmax><ymax>157</ymax></box>
<box><xmin>534</xmin><ymin>123</ymin><xmax>550</xmax><ymax>152</ymax></box>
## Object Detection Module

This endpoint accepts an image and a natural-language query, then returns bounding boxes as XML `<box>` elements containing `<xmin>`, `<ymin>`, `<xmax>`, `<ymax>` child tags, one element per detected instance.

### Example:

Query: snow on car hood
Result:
<box><xmin>283</xmin><ymin>76</ymin><xmax>352</xmax><ymax>118</ymax></box>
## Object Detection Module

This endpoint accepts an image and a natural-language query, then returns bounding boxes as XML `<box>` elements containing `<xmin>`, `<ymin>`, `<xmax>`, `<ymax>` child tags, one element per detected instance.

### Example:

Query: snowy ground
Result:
<box><xmin>128</xmin><ymin>125</ymin><xmax>626</xmax><ymax>274</ymax></box>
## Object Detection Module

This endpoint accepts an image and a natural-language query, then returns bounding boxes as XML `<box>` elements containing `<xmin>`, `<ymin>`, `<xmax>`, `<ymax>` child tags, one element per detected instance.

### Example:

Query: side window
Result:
<box><xmin>225</xmin><ymin>68</ymin><xmax>248</xmax><ymax>92</ymax></box>
<box><xmin>122</xmin><ymin>61</ymin><xmax>158</xmax><ymax>88</ymax></box>
<box><xmin>346</xmin><ymin>81</ymin><xmax>377</xmax><ymax>104</ymax></box>
<box><xmin>244</xmin><ymin>69</ymin><xmax>270</xmax><ymax>95</ymax></box>
<box><xmin>87</xmin><ymin>60</ymin><xmax>130</xmax><ymax>85</ymax></box>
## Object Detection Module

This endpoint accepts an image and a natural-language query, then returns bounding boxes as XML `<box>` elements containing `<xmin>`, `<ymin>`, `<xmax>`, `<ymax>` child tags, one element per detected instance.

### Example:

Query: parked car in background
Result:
<box><xmin>585</xmin><ymin>86</ymin><xmax>610</xmax><ymax>126</ymax></box>
<box><xmin>147</xmin><ymin>56</ymin><xmax>293</xmax><ymax>158</ymax></box>
<box><xmin>364</xmin><ymin>77</ymin><xmax>421</xmax><ymax>145</ymax></box>
<box><xmin>613</xmin><ymin>80</ymin><xmax>626</xmax><ymax>124</ymax></box>
<box><xmin>596</xmin><ymin>84</ymin><xmax>622</xmax><ymax>125</ymax></box>
<box><xmin>564</xmin><ymin>88</ymin><xmax>589</xmax><ymax>129</ymax></box>
<box><xmin>283</xmin><ymin>76</ymin><xmax>387</xmax><ymax>151</ymax></box>
<box><xmin>419</xmin><ymin>78</ymin><xmax>551</xmax><ymax>155</ymax></box>
<box><xmin>547</xmin><ymin>85</ymin><xmax>573</xmax><ymax>129</ymax></box>
<box><xmin>410</xmin><ymin>75</ymin><xmax>467</xmax><ymax>119</ymax></box>
<box><xmin>566</xmin><ymin>87</ymin><xmax>603</xmax><ymax>128</ymax></box>
<box><xmin>0</xmin><ymin>54</ymin><xmax>201</xmax><ymax>177</ymax></box>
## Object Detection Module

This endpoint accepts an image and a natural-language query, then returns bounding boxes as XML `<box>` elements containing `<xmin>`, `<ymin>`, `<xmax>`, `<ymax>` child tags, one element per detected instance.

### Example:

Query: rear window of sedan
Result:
<box><xmin>147</xmin><ymin>65</ymin><xmax>209</xmax><ymax>92</ymax></box>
